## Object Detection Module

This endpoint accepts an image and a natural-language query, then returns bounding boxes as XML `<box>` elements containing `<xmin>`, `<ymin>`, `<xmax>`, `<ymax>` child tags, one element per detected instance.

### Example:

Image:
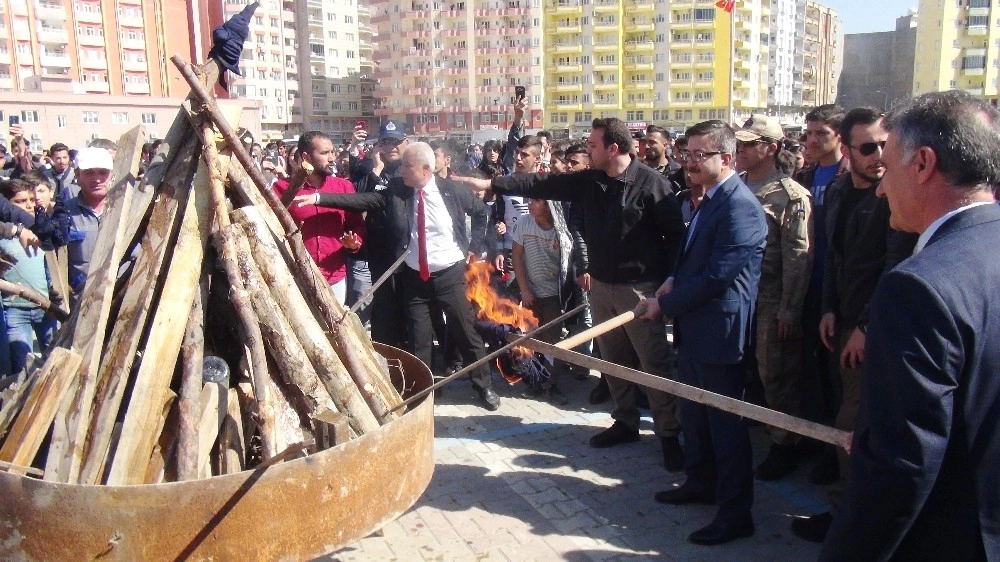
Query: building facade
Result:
<box><xmin>0</xmin><ymin>75</ymin><xmax>261</xmax><ymax>151</ymax></box>
<box><xmin>803</xmin><ymin>1</ymin><xmax>843</xmax><ymax>107</ymax></box>
<box><xmin>369</xmin><ymin>0</ymin><xmax>545</xmax><ymax>141</ymax></box>
<box><xmin>912</xmin><ymin>0</ymin><xmax>998</xmax><ymax>105</ymax></box>
<box><xmin>0</xmin><ymin>0</ymin><xmax>195</xmax><ymax>96</ymax></box>
<box><xmin>768</xmin><ymin>0</ymin><xmax>806</xmax><ymax>115</ymax></box>
<box><xmin>836</xmin><ymin>12</ymin><xmax>917</xmax><ymax>112</ymax></box>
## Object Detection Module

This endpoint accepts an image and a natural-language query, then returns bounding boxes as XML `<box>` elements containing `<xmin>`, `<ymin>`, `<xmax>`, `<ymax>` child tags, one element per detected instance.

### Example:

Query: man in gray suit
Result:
<box><xmin>819</xmin><ymin>91</ymin><xmax>1000</xmax><ymax>560</ymax></box>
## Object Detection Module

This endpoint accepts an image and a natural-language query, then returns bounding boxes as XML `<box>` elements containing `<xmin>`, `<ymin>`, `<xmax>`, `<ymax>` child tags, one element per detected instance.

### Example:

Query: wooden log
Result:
<box><xmin>43</xmin><ymin>249</ymin><xmax>70</xmax><ymax>317</ymax></box>
<box><xmin>0</xmin><ymin>349</ymin><xmax>82</xmax><ymax>476</ymax></box>
<box><xmin>0</xmin><ymin>459</ymin><xmax>43</xmax><ymax>477</ymax></box>
<box><xmin>277</xmin><ymin>160</ymin><xmax>313</xmax><ymax>207</ymax></box>
<box><xmin>75</xmin><ymin>133</ymin><xmax>201</xmax><ymax>486</ymax></box>
<box><xmin>234</xmin><ymin>209</ymin><xmax>402</xmax><ymax>423</ymax></box>
<box><xmin>172</xmin><ymin>56</ymin><xmax>391</xmax><ymax>420</ymax></box>
<box><xmin>311</xmin><ymin>409</ymin><xmax>354</xmax><ymax>451</ymax></box>
<box><xmin>195</xmin><ymin>119</ymin><xmax>277</xmax><ymax>460</ymax></box>
<box><xmin>555</xmin><ymin>311</ymin><xmax>636</xmax><ymax>350</ymax></box>
<box><xmin>45</xmin><ymin>124</ymin><xmax>146</xmax><ymax>482</ymax></box>
<box><xmin>231</xmin><ymin>223</ymin><xmax>374</xmax><ymax>435</ymax></box>
<box><xmin>142</xmin><ymin>392</ymin><xmax>178</xmax><ymax>484</ymax></box>
<box><xmin>0</xmin><ymin>373</ymin><xmax>38</xmax><ymax>440</ymax></box>
<box><xmin>175</xmin><ymin>267</ymin><xmax>208</xmax><ymax>481</ymax></box>
<box><xmin>104</xmin><ymin>157</ymin><xmax>215</xmax><ymax>486</ymax></box>
<box><xmin>197</xmin><ymin>383</ymin><xmax>226</xmax><ymax>479</ymax></box>
<box><xmin>0</xmin><ymin>279</ymin><xmax>69</xmax><ymax>322</ymax></box>
<box><xmin>216</xmin><ymin>388</ymin><xmax>245</xmax><ymax>475</ymax></box>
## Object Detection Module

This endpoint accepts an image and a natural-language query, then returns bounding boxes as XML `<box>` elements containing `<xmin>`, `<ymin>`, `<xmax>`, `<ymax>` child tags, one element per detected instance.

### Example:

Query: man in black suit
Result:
<box><xmin>294</xmin><ymin>142</ymin><xmax>499</xmax><ymax>411</ymax></box>
<box><xmin>820</xmin><ymin>91</ymin><xmax>1000</xmax><ymax>560</ymax></box>
<box><xmin>637</xmin><ymin>120</ymin><xmax>767</xmax><ymax>546</ymax></box>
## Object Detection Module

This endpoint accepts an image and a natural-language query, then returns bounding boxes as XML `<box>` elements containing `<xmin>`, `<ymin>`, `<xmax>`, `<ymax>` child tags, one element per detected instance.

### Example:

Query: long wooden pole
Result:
<box><xmin>519</xmin><ymin>336</ymin><xmax>853</xmax><ymax>450</ymax></box>
<box><xmin>387</xmin><ymin>303</ymin><xmax>588</xmax><ymax>415</ymax></box>
<box><xmin>555</xmin><ymin>310</ymin><xmax>634</xmax><ymax>351</ymax></box>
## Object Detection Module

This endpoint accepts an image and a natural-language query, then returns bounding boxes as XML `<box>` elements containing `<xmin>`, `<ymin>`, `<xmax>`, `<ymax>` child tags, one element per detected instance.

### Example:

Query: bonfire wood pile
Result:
<box><xmin>0</xmin><ymin>58</ymin><xmax>405</xmax><ymax>485</ymax></box>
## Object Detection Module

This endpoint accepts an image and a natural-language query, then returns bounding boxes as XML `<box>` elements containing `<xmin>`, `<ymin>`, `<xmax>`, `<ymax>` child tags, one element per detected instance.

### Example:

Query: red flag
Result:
<box><xmin>716</xmin><ymin>0</ymin><xmax>735</xmax><ymax>12</ymax></box>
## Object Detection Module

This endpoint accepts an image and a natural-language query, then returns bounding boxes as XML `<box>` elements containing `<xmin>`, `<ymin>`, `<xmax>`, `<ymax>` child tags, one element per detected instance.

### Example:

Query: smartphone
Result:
<box><xmin>355</xmin><ymin>120</ymin><xmax>366</xmax><ymax>129</ymax></box>
<box><xmin>9</xmin><ymin>115</ymin><xmax>19</xmax><ymax>126</ymax></box>
<box><xmin>515</xmin><ymin>85</ymin><xmax>526</xmax><ymax>101</ymax></box>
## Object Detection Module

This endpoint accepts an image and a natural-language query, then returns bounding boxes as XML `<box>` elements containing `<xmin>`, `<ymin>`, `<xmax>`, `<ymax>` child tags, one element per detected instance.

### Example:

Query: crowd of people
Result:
<box><xmin>2</xmin><ymin>88</ymin><xmax>998</xmax><ymax>558</ymax></box>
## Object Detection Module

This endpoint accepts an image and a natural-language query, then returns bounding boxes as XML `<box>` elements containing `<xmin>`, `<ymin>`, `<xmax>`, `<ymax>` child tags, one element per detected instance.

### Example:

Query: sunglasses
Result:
<box><xmin>378</xmin><ymin>137</ymin><xmax>404</xmax><ymax>147</ymax></box>
<box><xmin>850</xmin><ymin>140</ymin><xmax>886</xmax><ymax>156</ymax></box>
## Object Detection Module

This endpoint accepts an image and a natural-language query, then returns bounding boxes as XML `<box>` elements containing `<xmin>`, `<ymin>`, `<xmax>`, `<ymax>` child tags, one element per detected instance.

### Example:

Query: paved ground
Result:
<box><xmin>327</xmin><ymin>370</ymin><xmax>829</xmax><ymax>562</ymax></box>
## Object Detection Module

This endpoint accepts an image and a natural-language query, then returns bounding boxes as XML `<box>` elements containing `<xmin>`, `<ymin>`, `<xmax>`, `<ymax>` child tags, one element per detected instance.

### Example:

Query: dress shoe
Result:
<box><xmin>790</xmin><ymin>511</ymin><xmax>832</xmax><ymax>543</ymax></box>
<box><xmin>754</xmin><ymin>443</ymin><xmax>798</xmax><ymax>481</ymax></box>
<box><xmin>589</xmin><ymin>421</ymin><xmax>639</xmax><ymax>448</ymax></box>
<box><xmin>688</xmin><ymin>516</ymin><xmax>755</xmax><ymax>545</ymax></box>
<box><xmin>588</xmin><ymin>375</ymin><xmax>610</xmax><ymax>404</ymax></box>
<box><xmin>809</xmin><ymin>451</ymin><xmax>840</xmax><ymax>485</ymax></box>
<box><xmin>653</xmin><ymin>484</ymin><xmax>715</xmax><ymax>505</ymax></box>
<box><xmin>478</xmin><ymin>388</ymin><xmax>501</xmax><ymax>411</ymax></box>
<box><xmin>660</xmin><ymin>436</ymin><xmax>685</xmax><ymax>473</ymax></box>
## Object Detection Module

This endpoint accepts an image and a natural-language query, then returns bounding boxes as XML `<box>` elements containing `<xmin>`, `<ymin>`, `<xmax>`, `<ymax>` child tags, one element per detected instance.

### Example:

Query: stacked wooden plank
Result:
<box><xmin>0</xmin><ymin>58</ymin><xmax>404</xmax><ymax>485</ymax></box>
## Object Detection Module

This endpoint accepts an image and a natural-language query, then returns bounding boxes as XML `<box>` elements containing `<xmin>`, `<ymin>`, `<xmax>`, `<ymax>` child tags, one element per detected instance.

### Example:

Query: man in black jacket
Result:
<box><xmin>455</xmin><ymin>118</ymin><xmax>687</xmax><ymax>469</ymax></box>
<box><xmin>294</xmin><ymin>142</ymin><xmax>499</xmax><ymax>410</ymax></box>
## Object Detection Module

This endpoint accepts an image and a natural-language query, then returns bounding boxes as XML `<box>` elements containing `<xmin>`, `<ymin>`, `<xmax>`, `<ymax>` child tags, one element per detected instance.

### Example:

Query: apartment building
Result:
<box><xmin>543</xmin><ymin>0</ymin><xmax>770</xmax><ymax>135</ymax></box>
<box><xmin>912</xmin><ymin>0</ymin><xmax>998</xmax><ymax>105</ymax></box>
<box><xmin>0</xmin><ymin>0</ymin><xmax>194</xmax><ymax>96</ymax></box>
<box><xmin>203</xmin><ymin>0</ymin><xmax>373</xmax><ymax>143</ymax></box>
<box><xmin>768</xmin><ymin>0</ymin><xmax>806</xmax><ymax>114</ymax></box>
<box><xmin>369</xmin><ymin>0</ymin><xmax>545</xmax><ymax>140</ymax></box>
<box><xmin>803</xmin><ymin>1</ymin><xmax>842</xmax><ymax>107</ymax></box>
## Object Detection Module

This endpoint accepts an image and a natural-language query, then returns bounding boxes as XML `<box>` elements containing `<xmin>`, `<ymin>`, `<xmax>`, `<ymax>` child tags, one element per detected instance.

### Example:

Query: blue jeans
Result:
<box><xmin>347</xmin><ymin>257</ymin><xmax>373</xmax><ymax>329</ymax></box>
<box><xmin>5</xmin><ymin>307</ymin><xmax>57</xmax><ymax>375</ymax></box>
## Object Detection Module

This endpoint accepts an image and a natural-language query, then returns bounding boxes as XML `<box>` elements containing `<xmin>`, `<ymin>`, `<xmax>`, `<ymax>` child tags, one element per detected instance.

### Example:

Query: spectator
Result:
<box><xmin>65</xmin><ymin>147</ymin><xmax>113</xmax><ymax>295</ymax></box>
<box><xmin>41</xmin><ymin>142</ymin><xmax>75</xmax><ymax>201</ymax></box>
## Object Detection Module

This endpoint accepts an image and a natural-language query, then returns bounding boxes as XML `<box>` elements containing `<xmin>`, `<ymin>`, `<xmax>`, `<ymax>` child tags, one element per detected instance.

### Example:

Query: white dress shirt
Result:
<box><xmin>406</xmin><ymin>176</ymin><xmax>466</xmax><ymax>274</ymax></box>
<box><xmin>913</xmin><ymin>201</ymin><xmax>995</xmax><ymax>255</ymax></box>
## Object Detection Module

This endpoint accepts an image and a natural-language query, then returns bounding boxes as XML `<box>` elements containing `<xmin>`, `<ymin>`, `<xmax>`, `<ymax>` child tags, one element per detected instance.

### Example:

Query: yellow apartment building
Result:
<box><xmin>912</xmin><ymin>0</ymin><xmax>999</xmax><ymax>105</ymax></box>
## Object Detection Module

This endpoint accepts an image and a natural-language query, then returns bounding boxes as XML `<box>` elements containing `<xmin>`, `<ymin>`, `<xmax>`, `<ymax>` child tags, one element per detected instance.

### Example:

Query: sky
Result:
<box><xmin>821</xmin><ymin>0</ymin><xmax>919</xmax><ymax>34</ymax></box>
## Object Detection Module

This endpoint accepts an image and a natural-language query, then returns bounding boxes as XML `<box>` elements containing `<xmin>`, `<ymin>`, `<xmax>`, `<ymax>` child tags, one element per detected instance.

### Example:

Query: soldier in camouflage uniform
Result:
<box><xmin>735</xmin><ymin>115</ymin><xmax>813</xmax><ymax>481</ymax></box>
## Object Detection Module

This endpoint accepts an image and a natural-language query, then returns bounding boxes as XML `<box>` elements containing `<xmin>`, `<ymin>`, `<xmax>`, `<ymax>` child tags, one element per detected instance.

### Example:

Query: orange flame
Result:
<box><xmin>465</xmin><ymin>260</ymin><xmax>538</xmax><ymax>363</ymax></box>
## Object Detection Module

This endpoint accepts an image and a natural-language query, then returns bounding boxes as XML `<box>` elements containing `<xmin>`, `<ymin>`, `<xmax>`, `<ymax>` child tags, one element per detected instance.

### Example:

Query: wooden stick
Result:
<box><xmin>342</xmin><ymin>249</ymin><xmax>410</xmax><ymax>321</ymax></box>
<box><xmin>519</xmin><ymin>336</ymin><xmax>854</xmax><ymax>450</ymax></box>
<box><xmin>278</xmin><ymin>160</ymin><xmax>314</xmax><ymax>207</ymax></box>
<box><xmin>387</xmin><ymin>303</ymin><xmax>588</xmax><ymax>415</ymax></box>
<box><xmin>555</xmin><ymin>310</ymin><xmax>635</xmax><ymax>350</ymax></box>
<box><xmin>0</xmin><ymin>279</ymin><xmax>70</xmax><ymax>322</ymax></box>
<box><xmin>176</xmin><ymin>268</ymin><xmax>208</xmax><ymax>481</ymax></box>
<box><xmin>0</xmin><ymin>459</ymin><xmax>43</xmax><ymax>477</ymax></box>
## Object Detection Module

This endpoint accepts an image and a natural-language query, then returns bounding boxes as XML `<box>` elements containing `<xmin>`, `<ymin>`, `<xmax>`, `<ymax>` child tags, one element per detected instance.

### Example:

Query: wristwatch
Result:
<box><xmin>857</xmin><ymin>323</ymin><xmax>867</xmax><ymax>335</ymax></box>
<box><xmin>13</xmin><ymin>223</ymin><xmax>23</xmax><ymax>238</ymax></box>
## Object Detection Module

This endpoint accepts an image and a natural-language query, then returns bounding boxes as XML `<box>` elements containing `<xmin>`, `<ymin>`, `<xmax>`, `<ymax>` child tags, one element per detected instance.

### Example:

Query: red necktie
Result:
<box><xmin>417</xmin><ymin>188</ymin><xmax>430</xmax><ymax>281</ymax></box>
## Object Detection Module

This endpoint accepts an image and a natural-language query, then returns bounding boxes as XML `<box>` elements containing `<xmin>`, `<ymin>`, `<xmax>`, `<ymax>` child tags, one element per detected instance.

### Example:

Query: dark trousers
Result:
<box><xmin>402</xmin><ymin>262</ymin><xmax>491</xmax><ymax>391</ymax></box>
<box><xmin>369</xmin><ymin>261</ymin><xmax>406</xmax><ymax>349</ymax></box>
<box><xmin>676</xmin><ymin>347</ymin><xmax>754</xmax><ymax>523</ymax></box>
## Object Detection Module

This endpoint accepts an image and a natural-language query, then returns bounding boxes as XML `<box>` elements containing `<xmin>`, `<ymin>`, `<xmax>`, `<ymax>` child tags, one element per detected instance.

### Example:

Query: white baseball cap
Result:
<box><xmin>75</xmin><ymin>147</ymin><xmax>114</xmax><ymax>171</ymax></box>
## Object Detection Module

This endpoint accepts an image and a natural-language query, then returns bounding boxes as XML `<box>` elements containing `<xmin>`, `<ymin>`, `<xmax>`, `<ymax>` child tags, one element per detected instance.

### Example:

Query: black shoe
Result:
<box><xmin>546</xmin><ymin>385</ymin><xmax>569</xmax><ymax>406</ymax></box>
<box><xmin>478</xmin><ymin>388</ymin><xmax>501</xmax><ymax>411</ymax></box>
<box><xmin>588</xmin><ymin>376</ymin><xmax>610</xmax><ymax>405</ymax></box>
<box><xmin>653</xmin><ymin>484</ymin><xmax>715</xmax><ymax>505</ymax></box>
<box><xmin>790</xmin><ymin>512</ymin><xmax>832</xmax><ymax>543</ymax></box>
<box><xmin>754</xmin><ymin>443</ymin><xmax>799</xmax><ymax>481</ymax></box>
<box><xmin>660</xmin><ymin>436</ymin><xmax>684</xmax><ymax>473</ymax></box>
<box><xmin>589</xmin><ymin>421</ymin><xmax>639</xmax><ymax>448</ymax></box>
<box><xmin>688</xmin><ymin>516</ymin><xmax>755</xmax><ymax>546</ymax></box>
<box><xmin>809</xmin><ymin>452</ymin><xmax>840</xmax><ymax>485</ymax></box>
<box><xmin>520</xmin><ymin>384</ymin><xmax>545</xmax><ymax>399</ymax></box>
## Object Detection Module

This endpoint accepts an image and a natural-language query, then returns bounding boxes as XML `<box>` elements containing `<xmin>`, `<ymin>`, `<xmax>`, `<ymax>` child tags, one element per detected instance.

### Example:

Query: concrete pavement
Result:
<box><xmin>327</xmin><ymin>372</ymin><xmax>828</xmax><ymax>561</ymax></box>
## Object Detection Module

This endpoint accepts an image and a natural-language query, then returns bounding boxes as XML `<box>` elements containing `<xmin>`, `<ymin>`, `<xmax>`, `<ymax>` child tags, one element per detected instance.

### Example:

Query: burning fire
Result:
<box><xmin>465</xmin><ymin>261</ymin><xmax>538</xmax><ymax>358</ymax></box>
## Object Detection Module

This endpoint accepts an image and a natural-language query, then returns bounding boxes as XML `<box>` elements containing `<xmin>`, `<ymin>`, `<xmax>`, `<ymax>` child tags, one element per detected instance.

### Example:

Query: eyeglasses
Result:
<box><xmin>849</xmin><ymin>140</ymin><xmax>886</xmax><ymax>156</ymax></box>
<box><xmin>736</xmin><ymin>140</ymin><xmax>767</xmax><ymax>151</ymax></box>
<box><xmin>678</xmin><ymin>150</ymin><xmax>723</xmax><ymax>163</ymax></box>
<box><xmin>378</xmin><ymin>137</ymin><xmax>404</xmax><ymax>147</ymax></box>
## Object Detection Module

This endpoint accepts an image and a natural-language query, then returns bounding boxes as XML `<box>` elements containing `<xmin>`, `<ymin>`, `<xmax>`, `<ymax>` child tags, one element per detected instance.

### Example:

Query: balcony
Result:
<box><xmin>624</xmin><ymin>81</ymin><xmax>654</xmax><ymax>92</ymax></box>
<box><xmin>549</xmin><ymin>23</ymin><xmax>582</xmax><ymax>34</ymax></box>
<box><xmin>547</xmin><ymin>82</ymin><xmax>583</xmax><ymax>93</ymax></box>
<box><xmin>78</xmin><ymin>33</ymin><xmax>104</xmax><ymax>47</ymax></box>
<box><xmin>624</xmin><ymin>41</ymin><xmax>655</xmax><ymax>53</ymax></box>
<box><xmin>551</xmin><ymin>43</ymin><xmax>583</xmax><ymax>55</ymax></box>
<box><xmin>629</xmin><ymin>101</ymin><xmax>654</xmax><ymax>109</ymax></box>
<box><xmin>84</xmin><ymin>81</ymin><xmax>110</xmax><ymax>93</ymax></box>
<box><xmin>594</xmin><ymin>61</ymin><xmax>618</xmax><ymax>71</ymax></box>
<box><xmin>118</xmin><ymin>14</ymin><xmax>144</xmax><ymax>28</ymax></box>
<box><xmin>119</xmin><ymin>37</ymin><xmax>146</xmax><ymax>50</ymax></box>
<box><xmin>593</xmin><ymin>0</ymin><xmax>618</xmax><ymax>12</ymax></box>
<box><xmin>966</xmin><ymin>25</ymin><xmax>988</xmax><ymax>36</ymax></box>
<box><xmin>405</xmin><ymin>87</ymin><xmax>430</xmax><ymax>95</ymax></box>
<box><xmin>403</xmin><ymin>29</ymin><xmax>431</xmax><ymax>39</ymax></box>
<box><xmin>593</xmin><ymin>42</ymin><xmax>618</xmax><ymax>53</ymax></box>
<box><xmin>592</xmin><ymin>101</ymin><xmax>619</xmax><ymax>110</ymax></box>
<box><xmin>624</xmin><ymin>21</ymin><xmax>654</xmax><ymax>33</ymax></box>
<box><xmin>35</xmin><ymin>3</ymin><xmax>67</xmax><ymax>20</ymax></box>
<box><xmin>550</xmin><ymin>64</ymin><xmax>583</xmax><ymax>73</ymax></box>
<box><xmin>123</xmin><ymin>58</ymin><xmax>147</xmax><ymax>72</ymax></box>
<box><xmin>76</xmin><ymin>9</ymin><xmax>102</xmax><ymax>23</ymax></box>
<box><xmin>593</xmin><ymin>20</ymin><xmax>618</xmax><ymax>30</ymax></box>
<box><xmin>125</xmin><ymin>81</ymin><xmax>150</xmax><ymax>94</ymax></box>
<box><xmin>627</xmin><ymin>0</ymin><xmax>656</xmax><ymax>12</ymax></box>
<box><xmin>402</xmin><ymin>67</ymin><xmax>431</xmax><ymax>76</ymax></box>
<box><xmin>40</xmin><ymin>52</ymin><xmax>71</xmax><ymax>67</ymax></box>
<box><xmin>593</xmin><ymin>81</ymin><xmax>618</xmax><ymax>90</ymax></box>
<box><xmin>546</xmin><ymin>4</ymin><xmax>583</xmax><ymax>16</ymax></box>
<box><xmin>962</xmin><ymin>66</ymin><xmax>985</xmax><ymax>76</ymax></box>
<box><xmin>551</xmin><ymin>102</ymin><xmax>583</xmax><ymax>111</ymax></box>
<box><xmin>0</xmin><ymin>51</ymin><xmax>10</xmax><ymax>65</ymax></box>
<box><xmin>36</xmin><ymin>27</ymin><xmax>69</xmax><ymax>44</ymax></box>
<box><xmin>623</xmin><ymin>60</ymin><xmax>654</xmax><ymax>71</ymax></box>
<box><xmin>0</xmin><ymin>76</ymin><xmax>13</xmax><ymax>89</ymax></box>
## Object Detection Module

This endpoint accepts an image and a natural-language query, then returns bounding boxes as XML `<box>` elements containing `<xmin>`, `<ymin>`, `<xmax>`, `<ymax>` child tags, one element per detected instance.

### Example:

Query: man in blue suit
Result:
<box><xmin>637</xmin><ymin>120</ymin><xmax>767</xmax><ymax>545</ymax></box>
<box><xmin>819</xmin><ymin>91</ymin><xmax>1000</xmax><ymax>560</ymax></box>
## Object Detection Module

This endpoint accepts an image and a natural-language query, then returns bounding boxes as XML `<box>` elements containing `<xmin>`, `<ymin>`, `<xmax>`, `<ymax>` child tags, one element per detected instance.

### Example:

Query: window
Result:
<box><xmin>20</xmin><ymin>110</ymin><xmax>39</xmax><ymax>123</ymax></box>
<box><xmin>82</xmin><ymin>111</ymin><xmax>99</xmax><ymax>124</ymax></box>
<box><xmin>56</xmin><ymin>115</ymin><xmax>67</xmax><ymax>128</ymax></box>
<box><xmin>141</xmin><ymin>113</ymin><xmax>156</xmax><ymax>124</ymax></box>
<box><xmin>112</xmin><ymin>112</ymin><xmax>128</xmax><ymax>124</ymax></box>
